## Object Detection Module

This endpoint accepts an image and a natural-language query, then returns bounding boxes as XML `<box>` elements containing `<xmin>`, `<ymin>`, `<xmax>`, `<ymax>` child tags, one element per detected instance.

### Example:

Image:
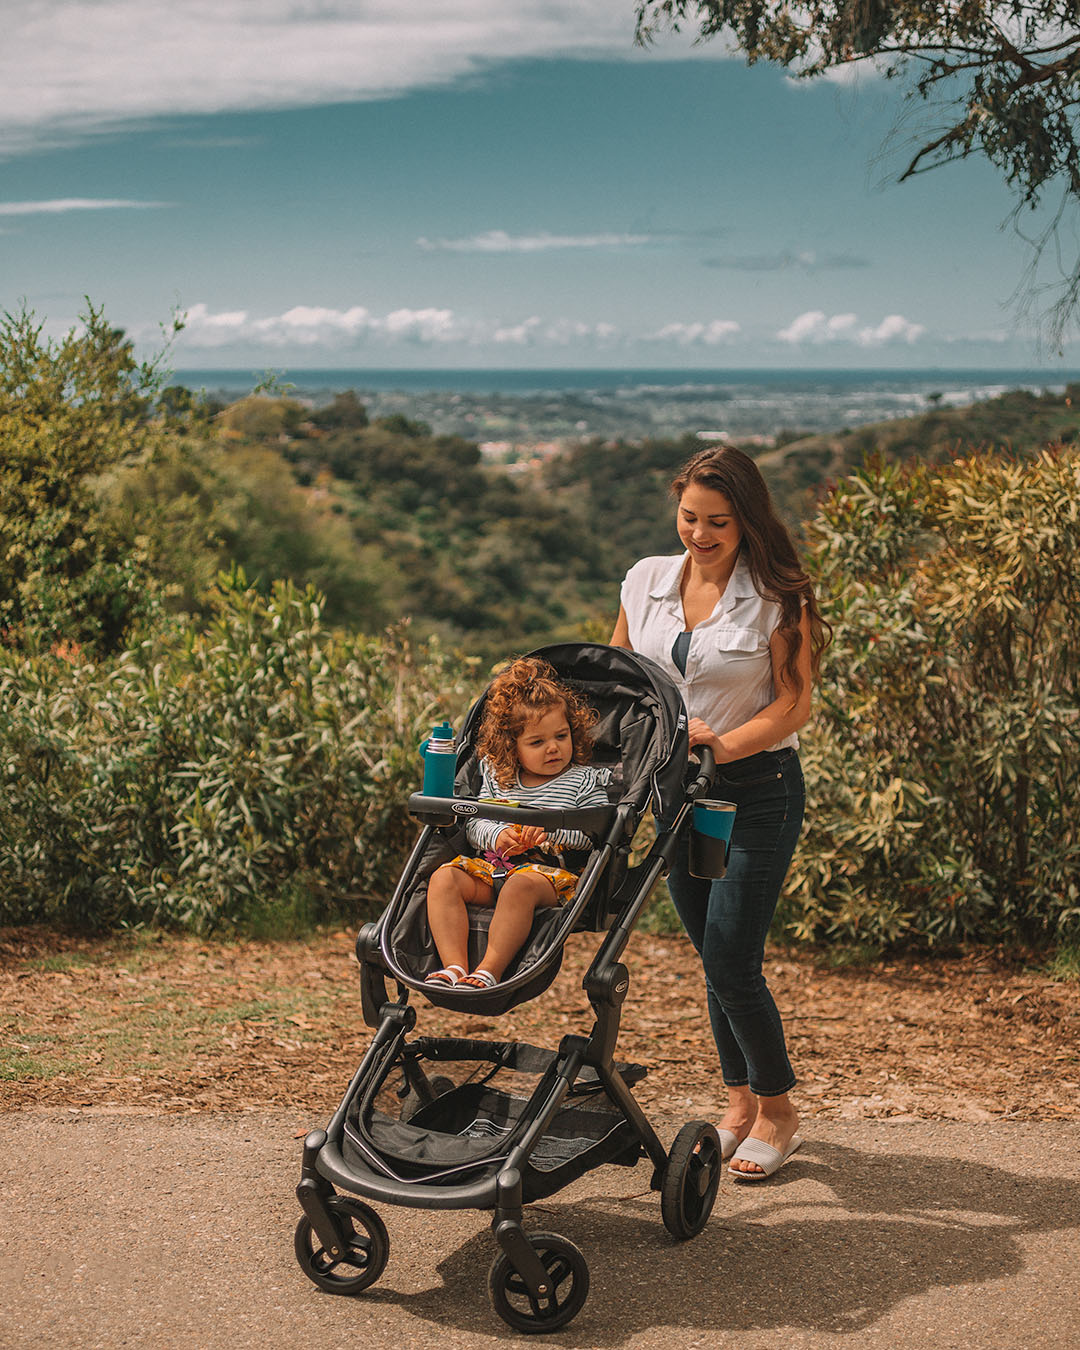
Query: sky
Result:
<box><xmin>2</xmin><ymin>1</ymin><xmax>1078</xmax><ymax>373</ymax></box>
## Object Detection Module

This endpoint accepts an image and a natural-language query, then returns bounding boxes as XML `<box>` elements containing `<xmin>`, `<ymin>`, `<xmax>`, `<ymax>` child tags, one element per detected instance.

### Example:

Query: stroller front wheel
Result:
<box><xmin>661</xmin><ymin>1121</ymin><xmax>722</xmax><ymax>1240</ymax></box>
<box><xmin>294</xmin><ymin>1195</ymin><xmax>389</xmax><ymax>1295</ymax></box>
<box><xmin>488</xmin><ymin>1231</ymin><xmax>590</xmax><ymax>1333</ymax></box>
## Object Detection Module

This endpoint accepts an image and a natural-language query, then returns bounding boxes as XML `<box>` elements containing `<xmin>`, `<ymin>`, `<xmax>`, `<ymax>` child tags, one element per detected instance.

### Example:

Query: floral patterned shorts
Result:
<box><xmin>441</xmin><ymin>855</ymin><xmax>578</xmax><ymax>904</ymax></box>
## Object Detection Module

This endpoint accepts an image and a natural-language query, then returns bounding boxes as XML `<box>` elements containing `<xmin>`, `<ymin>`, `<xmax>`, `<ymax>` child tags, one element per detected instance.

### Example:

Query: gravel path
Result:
<box><xmin>3</xmin><ymin>1112</ymin><xmax>1078</xmax><ymax>1348</ymax></box>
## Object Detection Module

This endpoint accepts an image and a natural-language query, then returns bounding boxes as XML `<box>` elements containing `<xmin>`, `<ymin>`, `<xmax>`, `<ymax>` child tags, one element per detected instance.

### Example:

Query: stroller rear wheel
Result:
<box><xmin>488</xmin><ymin>1231</ymin><xmax>589</xmax><ymax>1333</ymax></box>
<box><xmin>661</xmin><ymin>1121</ymin><xmax>722</xmax><ymax>1240</ymax></box>
<box><xmin>294</xmin><ymin>1194</ymin><xmax>389</xmax><ymax>1294</ymax></box>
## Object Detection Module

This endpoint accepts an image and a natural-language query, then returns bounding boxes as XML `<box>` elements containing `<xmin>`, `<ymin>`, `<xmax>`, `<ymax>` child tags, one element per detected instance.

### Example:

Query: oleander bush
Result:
<box><xmin>782</xmin><ymin>445</ymin><xmax>1080</xmax><ymax>948</ymax></box>
<box><xmin>0</xmin><ymin>573</ymin><xmax>480</xmax><ymax>933</ymax></box>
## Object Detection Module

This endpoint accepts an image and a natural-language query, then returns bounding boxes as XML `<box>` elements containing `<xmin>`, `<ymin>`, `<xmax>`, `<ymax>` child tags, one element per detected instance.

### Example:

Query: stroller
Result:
<box><xmin>294</xmin><ymin>642</ymin><xmax>724</xmax><ymax>1333</ymax></box>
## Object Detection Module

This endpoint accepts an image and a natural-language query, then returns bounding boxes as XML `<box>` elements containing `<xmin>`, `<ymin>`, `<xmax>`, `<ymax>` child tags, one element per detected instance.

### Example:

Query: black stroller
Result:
<box><xmin>294</xmin><ymin>642</ymin><xmax>724</xmax><ymax>1333</ymax></box>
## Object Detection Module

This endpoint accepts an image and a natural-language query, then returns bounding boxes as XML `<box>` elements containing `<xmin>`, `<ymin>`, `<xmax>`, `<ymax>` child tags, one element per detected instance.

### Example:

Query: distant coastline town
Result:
<box><xmin>176</xmin><ymin>367</ymin><xmax>1079</xmax><ymax>462</ymax></box>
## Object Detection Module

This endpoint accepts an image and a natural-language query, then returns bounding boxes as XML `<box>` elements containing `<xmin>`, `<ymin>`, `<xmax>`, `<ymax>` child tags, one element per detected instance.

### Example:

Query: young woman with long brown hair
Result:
<box><xmin>611</xmin><ymin>445</ymin><xmax>830</xmax><ymax>1180</ymax></box>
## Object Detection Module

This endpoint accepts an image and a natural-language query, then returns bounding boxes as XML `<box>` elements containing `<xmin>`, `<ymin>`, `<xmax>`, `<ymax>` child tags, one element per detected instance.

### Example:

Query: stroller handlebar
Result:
<box><xmin>407</xmin><ymin>793</ymin><xmax>619</xmax><ymax>837</ymax></box>
<box><xmin>690</xmin><ymin>745</ymin><xmax>716</xmax><ymax>796</ymax></box>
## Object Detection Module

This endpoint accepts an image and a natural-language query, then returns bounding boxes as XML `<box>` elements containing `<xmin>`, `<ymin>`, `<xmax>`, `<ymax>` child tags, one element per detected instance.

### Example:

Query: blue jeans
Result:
<box><xmin>666</xmin><ymin>747</ymin><xmax>804</xmax><ymax>1097</ymax></box>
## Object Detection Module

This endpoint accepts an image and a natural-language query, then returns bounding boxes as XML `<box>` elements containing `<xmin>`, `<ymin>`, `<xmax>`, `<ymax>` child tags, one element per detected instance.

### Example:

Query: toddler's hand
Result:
<box><xmin>493</xmin><ymin>828</ymin><xmax>519</xmax><ymax>856</ymax></box>
<box><xmin>516</xmin><ymin>824</ymin><xmax>549</xmax><ymax>852</ymax></box>
<box><xmin>496</xmin><ymin>824</ymin><xmax>548</xmax><ymax>856</ymax></box>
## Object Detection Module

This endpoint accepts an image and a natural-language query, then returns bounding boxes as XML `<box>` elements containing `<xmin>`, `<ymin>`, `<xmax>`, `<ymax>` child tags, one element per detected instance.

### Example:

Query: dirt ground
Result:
<box><xmin>2</xmin><ymin>925</ymin><xmax>1078</xmax><ymax>1122</ymax></box>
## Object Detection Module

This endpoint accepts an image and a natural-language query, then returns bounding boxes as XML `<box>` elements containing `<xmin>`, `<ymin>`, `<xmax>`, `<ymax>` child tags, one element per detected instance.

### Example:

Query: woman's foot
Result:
<box><xmin>424</xmin><ymin>964</ymin><xmax>467</xmax><ymax>987</ymax></box>
<box><xmin>728</xmin><ymin>1096</ymin><xmax>800</xmax><ymax>1178</ymax></box>
<box><xmin>716</xmin><ymin>1117</ymin><xmax>753</xmax><ymax>1161</ymax></box>
<box><xmin>697</xmin><ymin>1093</ymin><xmax>755</xmax><ymax>1159</ymax></box>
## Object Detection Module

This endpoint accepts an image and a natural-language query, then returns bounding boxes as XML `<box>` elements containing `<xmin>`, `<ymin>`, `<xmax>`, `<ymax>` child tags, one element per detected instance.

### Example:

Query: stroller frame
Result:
<box><xmin>294</xmin><ymin>645</ymin><xmax>725</xmax><ymax>1333</ymax></box>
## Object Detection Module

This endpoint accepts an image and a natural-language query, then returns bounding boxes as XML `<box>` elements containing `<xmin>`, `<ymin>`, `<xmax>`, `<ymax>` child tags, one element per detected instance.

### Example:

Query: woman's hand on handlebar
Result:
<box><xmin>688</xmin><ymin>718</ymin><xmax>724</xmax><ymax>758</ymax></box>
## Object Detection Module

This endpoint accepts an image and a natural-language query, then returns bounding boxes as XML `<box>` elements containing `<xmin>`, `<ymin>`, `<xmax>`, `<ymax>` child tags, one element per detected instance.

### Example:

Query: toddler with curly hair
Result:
<box><xmin>425</xmin><ymin>656</ymin><xmax>610</xmax><ymax>990</ymax></box>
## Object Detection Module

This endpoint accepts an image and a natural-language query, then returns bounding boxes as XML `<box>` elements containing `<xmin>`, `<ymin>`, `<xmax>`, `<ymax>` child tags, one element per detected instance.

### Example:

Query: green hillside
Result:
<box><xmin>755</xmin><ymin>384</ymin><xmax>1080</xmax><ymax>525</ymax></box>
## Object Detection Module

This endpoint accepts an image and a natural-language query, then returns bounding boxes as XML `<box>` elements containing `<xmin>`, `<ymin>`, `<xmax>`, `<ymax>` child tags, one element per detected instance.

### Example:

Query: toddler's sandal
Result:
<box><xmin>458</xmin><ymin>969</ymin><xmax>497</xmax><ymax>990</ymax></box>
<box><xmin>424</xmin><ymin>964</ymin><xmax>467</xmax><ymax>987</ymax></box>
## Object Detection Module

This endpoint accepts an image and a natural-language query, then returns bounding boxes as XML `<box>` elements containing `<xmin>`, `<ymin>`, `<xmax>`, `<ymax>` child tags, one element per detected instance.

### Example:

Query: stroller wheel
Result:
<box><xmin>661</xmin><ymin>1121</ymin><xmax>722</xmax><ymax>1240</ymax></box>
<box><xmin>294</xmin><ymin>1195</ymin><xmax>389</xmax><ymax>1295</ymax></box>
<box><xmin>488</xmin><ymin>1231</ymin><xmax>589</xmax><ymax>1333</ymax></box>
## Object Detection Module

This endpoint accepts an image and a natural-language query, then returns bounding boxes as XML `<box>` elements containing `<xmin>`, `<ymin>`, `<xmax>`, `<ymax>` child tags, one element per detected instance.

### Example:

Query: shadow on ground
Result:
<box><xmin>360</xmin><ymin>1138</ymin><xmax>1080</xmax><ymax>1343</ymax></box>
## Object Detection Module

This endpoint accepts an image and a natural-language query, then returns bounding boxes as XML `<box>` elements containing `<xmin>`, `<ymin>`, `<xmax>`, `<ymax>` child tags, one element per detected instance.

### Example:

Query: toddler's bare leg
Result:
<box><xmin>477</xmin><ymin>872</ymin><xmax>558</xmax><ymax>980</ymax></box>
<box><xmin>426</xmin><ymin>865</ymin><xmax>492</xmax><ymax>972</ymax></box>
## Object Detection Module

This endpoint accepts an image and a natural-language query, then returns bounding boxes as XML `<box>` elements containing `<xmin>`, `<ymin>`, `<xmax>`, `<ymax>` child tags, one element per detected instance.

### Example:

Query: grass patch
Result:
<box><xmin>235</xmin><ymin>883</ymin><xmax>326</xmax><ymax>941</ymax></box>
<box><xmin>815</xmin><ymin>941</ymin><xmax>886</xmax><ymax>969</ymax></box>
<box><xmin>1046</xmin><ymin>939</ymin><xmax>1080</xmax><ymax>981</ymax></box>
<box><xmin>22</xmin><ymin>950</ymin><xmax>99</xmax><ymax>973</ymax></box>
<box><xmin>0</xmin><ymin>1050</ymin><xmax>78</xmax><ymax>1081</ymax></box>
<box><xmin>204</xmin><ymin>996</ymin><xmax>322</xmax><ymax>1025</ymax></box>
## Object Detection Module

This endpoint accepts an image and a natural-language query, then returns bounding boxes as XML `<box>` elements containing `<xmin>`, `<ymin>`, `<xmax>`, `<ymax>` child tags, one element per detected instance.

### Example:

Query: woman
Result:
<box><xmin>611</xmin><ymin>445</ymin><xmax>829</xmax><ymax>1181</ymax></box>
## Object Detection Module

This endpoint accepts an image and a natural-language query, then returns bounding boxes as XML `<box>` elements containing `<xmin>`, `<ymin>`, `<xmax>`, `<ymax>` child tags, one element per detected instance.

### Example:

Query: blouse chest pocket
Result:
<box><xmin>713</xmin><ymin>625</ymin><xmax>769</xmax><ymax>660</ymax></box>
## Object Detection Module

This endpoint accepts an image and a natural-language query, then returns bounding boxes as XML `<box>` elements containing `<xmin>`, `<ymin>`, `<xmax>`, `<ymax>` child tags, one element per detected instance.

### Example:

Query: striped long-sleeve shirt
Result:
<box><xmin>465</xmin><ymin>760</ymin><xmax>612</xmax><ymax>859</ymax></box>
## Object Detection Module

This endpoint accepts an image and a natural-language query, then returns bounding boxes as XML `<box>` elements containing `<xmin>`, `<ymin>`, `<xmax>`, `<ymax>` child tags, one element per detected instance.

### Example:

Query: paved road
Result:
<box><xmin>2</xmin><ymin>1113</ymin><xmax>1078</xmax><ymax>1348</ymax></box>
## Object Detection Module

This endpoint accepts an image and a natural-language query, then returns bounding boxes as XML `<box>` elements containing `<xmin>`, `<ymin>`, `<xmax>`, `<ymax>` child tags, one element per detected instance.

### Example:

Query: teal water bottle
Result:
<box><xmin>420</xmin><ymin>722</ymin><xmax>456</xmax><ymax>797</ymax></box>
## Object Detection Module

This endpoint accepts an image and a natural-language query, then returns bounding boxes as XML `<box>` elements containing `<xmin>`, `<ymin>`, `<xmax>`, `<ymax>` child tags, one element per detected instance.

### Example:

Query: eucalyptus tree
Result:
<box><xmin>636</xmin><ymin>2</ymin><xmax>1080</xmax><ymax>346</ymax></box>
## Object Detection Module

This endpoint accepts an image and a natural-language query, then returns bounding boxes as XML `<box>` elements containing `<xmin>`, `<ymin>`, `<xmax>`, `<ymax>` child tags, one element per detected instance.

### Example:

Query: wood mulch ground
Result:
<box><xmin>2</xmin><ymin>925</ymin><xmax>1077</xmax><ymax>1123</ymax></box>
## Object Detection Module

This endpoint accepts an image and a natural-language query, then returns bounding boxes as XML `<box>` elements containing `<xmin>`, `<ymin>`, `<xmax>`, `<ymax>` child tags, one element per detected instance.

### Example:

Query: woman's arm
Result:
<box><xmin>688</xmin><ymin>608</ymin><xmax>813</xmax><ymax>763</ymax></box>
<box><xmin>610</xmin><ymin>604</ymin><xmax>632</xmax><ymax>649</ymax></box>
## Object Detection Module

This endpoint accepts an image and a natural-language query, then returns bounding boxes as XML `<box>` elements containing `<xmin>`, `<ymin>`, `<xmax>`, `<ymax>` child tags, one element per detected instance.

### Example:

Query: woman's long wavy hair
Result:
<box><xmin>671</xmin><ymin>446</ymin><xmax>831</xmax><ymax>700</ymax></box>
<box><xmin>476</xmin><ymin>656</ymin><xmax>598</xmax><ymax>792</ymax></box>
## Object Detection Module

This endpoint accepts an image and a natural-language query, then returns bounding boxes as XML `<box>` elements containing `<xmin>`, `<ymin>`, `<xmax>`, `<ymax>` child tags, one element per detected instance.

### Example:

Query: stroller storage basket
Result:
<box><xmin>341</xmin><ymin>1037</ymin><xmax>648</xmax><ymax>1203</ymax></box>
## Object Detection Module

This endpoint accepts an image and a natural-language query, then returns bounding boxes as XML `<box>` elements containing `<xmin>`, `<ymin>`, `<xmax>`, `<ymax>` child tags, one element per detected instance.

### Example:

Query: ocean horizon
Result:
<box><xmin>173</xmin><ymin>365</ymin><xmax>1080</xmax><ymax>396</ymax></box>
<box><xmin>171</xmin><ymin>365</ymin><xmax>1080</xmax><ymax>441</ymax></box>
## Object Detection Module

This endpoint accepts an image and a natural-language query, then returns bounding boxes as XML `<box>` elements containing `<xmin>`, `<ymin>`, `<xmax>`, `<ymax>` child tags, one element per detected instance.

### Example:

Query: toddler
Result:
<box><xmin>425</xmin><ymin>656</ymin><xmax>609</xmax><ymax>990</ymax></box>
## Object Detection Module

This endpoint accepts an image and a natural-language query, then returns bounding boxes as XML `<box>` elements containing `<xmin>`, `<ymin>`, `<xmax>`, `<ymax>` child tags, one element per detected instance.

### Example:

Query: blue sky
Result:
<box><xmin>1</xmin><ymin>1</ymin><xmax>1075</xmax><ymax>371</ymax></box>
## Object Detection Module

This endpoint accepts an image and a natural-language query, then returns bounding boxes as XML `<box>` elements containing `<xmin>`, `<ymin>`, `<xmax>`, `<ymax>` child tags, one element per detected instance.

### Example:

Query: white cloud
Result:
<box><xmin>859</xmin><ymin>313</ymin><xmax>926</xmax><ymax>345</ymax></box>
<box><xmin>703</xmin><ymin>249</ymin><xmax>870</xmax><ymax>272</ymax></box>
<box><xmin>783</xmin><ymin>50</ymin><xmax>892</xmax><ymax>87</ymax></box>
<box><xmin>0</xmin><ymin>2</ymin><xmax>710</xmax><ymax>153</ymax></box>
<box><xmin>777</xmin><ymin>309</ymin><xmax>924</xmax><ymax>346</ymax></box>
<box><xmin>491</xmin><ymin>316</ymin><xmax>620</xmax><ymax>346</ymax></box>
<box><xmin>654</xmin><ymin>319</ymin><xmax>741</xmax><ymax>345</ymax></box>
<box><xmin>381</xmin><ymin>307</ymin><xmax>459</xmax><ymax>342</ymax></box>
<box><xmin>180</xmin><ymin>301</ymin><xmax>465</xmax><ymax>349</ymax></box>
<box><xmin>182</xmin><ymin>302</ymin><xmax>249</xmax><ymax>335</ymax></box>
<box><xmin>418</xmin><ymin>230</ymin><xmax>658</xmax><ymax>253</ymax></box>
<box><xmin>493</xmin><ymin>316</ymin><xmax>544</xmax><ymax>344</ymax></box>
<box><xmin>177</xmin><ymin>301</ymin><xmax>630</xmax><ymax>352</ymax></box>
<box><xmin>0</xmin><ymin>198</ymin><xmax>168</xmax><ymax>215</ymax></box>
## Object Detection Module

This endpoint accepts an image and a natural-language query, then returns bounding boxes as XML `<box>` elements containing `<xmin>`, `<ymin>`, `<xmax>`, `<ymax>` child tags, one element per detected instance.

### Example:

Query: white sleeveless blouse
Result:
<box><xmin>620</xmin><ymin>552</ymin><xmax>798</xmax><ymax>752</ymax></box>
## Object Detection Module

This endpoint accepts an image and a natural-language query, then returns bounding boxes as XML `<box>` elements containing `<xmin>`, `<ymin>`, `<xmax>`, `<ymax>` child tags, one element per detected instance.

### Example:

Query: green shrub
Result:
<box><xmin>783</xmin><ymin>446</ymin><xmax>1080</xmax><ymax>948</ymax></box>
<box><xmin>0</xmin><ymin>304</ymin><xmax>171</xmax><ymax>654</ymax></box>
<box><xmin>0</xmin><ymin>573</ymin><xmax>481</xmax><ymax>932</ymax></box>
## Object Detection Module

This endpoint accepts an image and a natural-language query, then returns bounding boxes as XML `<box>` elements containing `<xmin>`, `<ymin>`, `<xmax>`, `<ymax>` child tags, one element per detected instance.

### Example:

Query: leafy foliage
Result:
<box><xmin>0</xmin><ymin>304</ymin><xmax>169</xmax><ymax>653</ymax></box>
<box><xmin>636</xmin><ymin>2</ymin><xmax>1080</xmax><ymax>345</ymax></box>
<box><xmin>784</xmin><ymin>445</ymin><xmax>1080</xmax><ymax>947</ymax></box>
<box><xmin>274</xmin><ymin>418</ymin><xmax>614</xmax><ymax>656</ymax></box>
<box><xmin>542</xmin><ymin>434</ymin><xmax>705</xmax><ymax>578</ymax></box>
<box><xmin>105</xmin><ymin>435</ymin><xmax>396</xmax><ymax>633</ymax></box>
<box><xmin>0</xmin><ymin>574</ymin><xmax>481</xmax><ymax>933</ymax></box>
<box><xmin>756</xmin><ymin>383</ymin><xmax>1080</xmax><ymax>525</ymax></box>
